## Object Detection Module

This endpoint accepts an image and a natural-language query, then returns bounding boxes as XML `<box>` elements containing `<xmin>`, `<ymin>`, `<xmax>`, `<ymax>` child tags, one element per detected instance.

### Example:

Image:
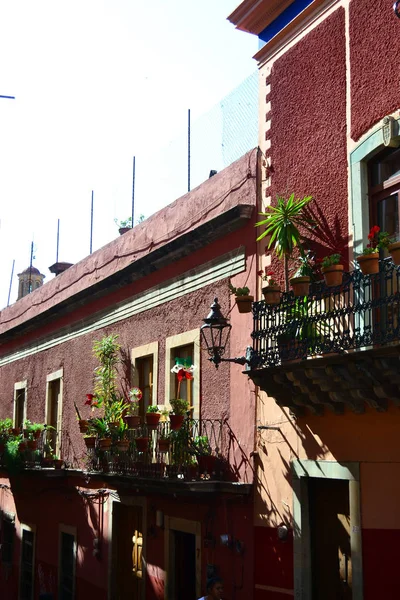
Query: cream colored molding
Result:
<box><xmin>131</xmin><ymin>342</ymin><xmax>159</xmax><ymax>407</ymax></box>
<box><xmin>13</xmin><ymin>379</ymin><xmax>27</xmax><ymax>427</ymax></box>
<box><xmin>45</xmin><ymin>368</ymin><xmax>64</xmax><ymax>456</ymax></box>
<box><xmin>0</xmin><ymin>248</ymin><xmax>245</xmax><ymax>368</ymax></box>
<box><xmin>165</xmin><ymin>329</ymin><xmax>200</xmax><ymax>420</ymax></box>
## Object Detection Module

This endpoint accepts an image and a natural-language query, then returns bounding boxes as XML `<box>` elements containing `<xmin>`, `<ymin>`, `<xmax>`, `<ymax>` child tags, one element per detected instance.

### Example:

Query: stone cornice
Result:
<box><xmin>228</xmin><ymin>0</ymin><xmax>295</xmax><ymax>35</ymax></box>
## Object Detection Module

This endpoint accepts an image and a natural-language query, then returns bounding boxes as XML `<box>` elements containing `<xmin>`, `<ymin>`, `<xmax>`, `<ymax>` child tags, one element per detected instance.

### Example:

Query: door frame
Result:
<box><xmin>164</xmin><ymin>516</ymin><xmax>201</xmax><ymax>600</ymax></box>
<box><xmin>108</xmin><ymin>495</ymin><xmax>147</xmax><ymax>600</ymax></box>
<box><xmin>292</xmin><ymin>460</ymin><xmax>363</xmax><ymax>600</ymax></box>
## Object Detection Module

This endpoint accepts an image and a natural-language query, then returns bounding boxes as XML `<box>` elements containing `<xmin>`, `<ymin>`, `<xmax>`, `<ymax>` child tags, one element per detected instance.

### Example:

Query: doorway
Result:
<box><xmin>111</xmin><ymin>503</ymin><xmax>144</xmax><ymax>600</ymax></box>
<box><xmin>165</xmin><ymin>517</ymin><xmax>201</xmax><ymax>600</ymax></box>
<box><xmin>309</xmin><ymin>478</ymin><xmax>351</xmax><ymax>599</ymax></box>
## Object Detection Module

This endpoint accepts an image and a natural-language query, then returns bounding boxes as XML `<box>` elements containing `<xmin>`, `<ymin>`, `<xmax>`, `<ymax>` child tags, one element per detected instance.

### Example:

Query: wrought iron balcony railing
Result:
<box><xmin>252</xmin><ymin>259</ymin><xmax>400</xmax><ymax>369</ymax></box>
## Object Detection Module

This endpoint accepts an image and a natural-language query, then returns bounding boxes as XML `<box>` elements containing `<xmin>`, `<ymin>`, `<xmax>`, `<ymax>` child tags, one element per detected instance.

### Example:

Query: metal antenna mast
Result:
<box><xmin>132</xmin><ymin>156</ymin><xmax>136</xmax><ymax>226</ymax></box>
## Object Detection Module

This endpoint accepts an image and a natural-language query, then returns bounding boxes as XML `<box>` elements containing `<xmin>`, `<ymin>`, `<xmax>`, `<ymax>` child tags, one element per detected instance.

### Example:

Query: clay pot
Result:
<box><xmin>169</xmin><ymin>414</ymin><xmax>185</xmax><ymax>431</ymax></box>
<box><xmin>290</xmin><ymin>276</ymin><xmax>310</xmax><ymax>297</ymax></box>
<box><xmin>78</xmin><ymin>420</ymin><xmax>89</xmax><ymax>434</ymax></box>
<box><xmin>357</xmin><ymin>253</ymin><xmax>379</xmax><ymax>275</ymax></box>
<box><xmin>124</xmin><ymin>415</ymin><xmax>141</xmax><ymax>429</ymax></box>
<box><xmin>119</xmin><ymin>227</ymin><xmax>131</xmax><ymax>235</ymax></box>
<box><xmin>145</xmin><ymin>413</ymin><xmax>161</xmax><ymax>430</ymax></box>
<box><xmin>33</xmin><ymin>429</ymin><xmax>42</xmax><ymax>439</ymax></box>
<box><xmin>322</xmin><ymin>265</ymin><xmax>344</xmax><ymax>287</ymax></box>
<box><xmin>27</xmin><ymin>440</ymin><xmax>37</xmax><ymax>451</ymax></box>
<box><xmin>42</xmin><ymin>457</ymin><xmax>54</xmax><ymax>468</ymax></box>
<box><xmin>53</xmin><ymin>459</ymin><xmax>64</xmax><ymax>469</ymax></box>
<box><xmin>235</xmin><ymin>295</ymin><xmax>254</xmax><ymax>314</ymax></box>
<box><xmin>262</xmin><ymin>285</ymin><xmax>281</xmax><ymax>305</ymax></box>
<box><xmin>98</xmin><ymin>438</ymin><xmax>112</xmax><ymax>450</ymax></box>
<box><xmin>198</xmin><ymin>455</ymin><xmax>218</xmax><ymax>474</ymax></box>
<box><xmin>135</xmin><ymin>437</ymin><xmax>149</xmax><ymax>452</ymax></box>
<box><xmin>158</xmin><ymin>439</ymin><xmax>170</xmax><ymax>453</ymax></box>
<box><xmin>389</xmin><ymin>241</ymin><xmax>400</xmax><ymax>265</ymax></box>
<box><xmin>84</xmin><ymin>436</ymin><xmax>96</xmax><ymax>449</ymax></box>
<box><xmin>18</xmin><ymin>442</ymin><xmax>27</xmax><ymax>452</ymax></box>
<box><xmin>116</xmin><ymin>440</ymin><xmax>130</xmax><ymax>452</ymax></box>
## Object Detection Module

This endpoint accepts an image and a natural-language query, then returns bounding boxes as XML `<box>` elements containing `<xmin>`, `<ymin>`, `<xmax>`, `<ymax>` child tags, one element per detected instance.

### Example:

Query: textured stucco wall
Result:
<box><xmin>350</xmin><ymin>0</ymin><xmax>400</xmax><ymax>141</ymax></box>
<box><xmin>267</xmin><ymin>8</ymin><xmax>348</xmax><ymax>271</ymax></box>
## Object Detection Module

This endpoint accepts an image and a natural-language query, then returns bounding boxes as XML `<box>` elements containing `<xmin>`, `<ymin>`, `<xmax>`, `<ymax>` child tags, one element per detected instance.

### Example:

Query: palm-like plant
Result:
<box><xmin>256</xmin><ymin>193</ymin><xmax>314</xmax><ymax>291</ymax></box>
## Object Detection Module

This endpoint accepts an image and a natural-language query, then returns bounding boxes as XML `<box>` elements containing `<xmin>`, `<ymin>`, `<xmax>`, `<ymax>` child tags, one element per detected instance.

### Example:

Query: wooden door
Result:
<box><xmin>112</xmin><ymin>503</ymin><xmax>144</xmax><ymax>600</ymax></box>
<box><xmin>309</xmin><ymin>478</ymin><xmax>351</xmax><ymax>600</ymax></box>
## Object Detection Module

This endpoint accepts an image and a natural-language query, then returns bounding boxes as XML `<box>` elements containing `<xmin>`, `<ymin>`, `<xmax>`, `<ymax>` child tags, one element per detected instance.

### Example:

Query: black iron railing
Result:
<box><xmin>252</xmin><ymin>259</ymin><xmax>400</xmax><ymax>369</ymax></box>
<box><xmin>85</xmin><ymin>419</ymin><xmax>235</xmax><ymax>481</ymax></box>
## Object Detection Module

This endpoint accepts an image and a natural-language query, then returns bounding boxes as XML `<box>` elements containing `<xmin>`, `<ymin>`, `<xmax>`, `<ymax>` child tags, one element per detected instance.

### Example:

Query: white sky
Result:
<box><xmin>0</xmin><ymin>1</ymin><xmax>257</xmax><ymax>308</ymax></box>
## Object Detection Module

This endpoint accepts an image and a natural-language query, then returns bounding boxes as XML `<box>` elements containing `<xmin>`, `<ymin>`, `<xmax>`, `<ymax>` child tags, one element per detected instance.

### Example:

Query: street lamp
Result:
<box><xmin>394</xmin><ymin>1</ymin><xmax>400</xmax><ymax>18</ymax></box>
<box><xmin>200</xmin><ymin>298</ymin><xmax>257</xmax><ymax>369</ymax></box>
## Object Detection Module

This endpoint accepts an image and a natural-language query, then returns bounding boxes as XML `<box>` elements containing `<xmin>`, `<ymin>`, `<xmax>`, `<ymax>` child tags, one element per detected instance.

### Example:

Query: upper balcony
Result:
<box><xmin>248</xmin><ymin>259</ymin><xmax>400</xmax><ymax>415</ymax></box>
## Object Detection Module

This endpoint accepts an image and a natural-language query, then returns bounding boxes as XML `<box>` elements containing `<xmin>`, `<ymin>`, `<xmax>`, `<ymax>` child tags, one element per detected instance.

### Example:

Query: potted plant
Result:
<box><xmin>158</xmin><ymin>432</ymin><xmax>171</xmax><ymax>453</ymax></box>
<box><xmin>290</xmin><ymin>253</ymin><xmax>314</xmax><ymax>297</ymax></box>
<box><xmin>228</xmin><ymin>283</ymin><xmax>254</xmax><ymax>314</ymax></box>
<box><xmin>4</xmin><ymin>437</ymin><xmax>24</xmax><ymax>473</ymax></box>
<box><xmin>169</xmin><ymin>398</ymin><xmax>189</xmax><ymax>430</ymax></box>
<box><xmin>92</xmin><ymin>418</ymin><xmax>112</xmax><ymax>449</ymax></box>
<box><xmin>258</xmin><ymin>269</ymin><xmax>281</xmax><ymax>305</ymax></box>
<box><xmin>321</xmin><ymin>253</ymin><xmax>344</xmax><ymax>287</ymax></box>
<box><xmin>135</xmin><ymin>436</ymin><xmax>149</xmax><ymax>453</ymax></box>
<box><xmin>53</xmin><ymin>455</ymin><xmax>64</xmax><ymax>469</ymax></box>
<box><xmin>193</xmin><ymin>435</ymin><xmax>218</xmax><ymax>474</ymax></box>
<box><xmin>145</xmin><ymin>405</ymin><xmax>161</xmax><ymax>429</ymax></box>
<box><xmin>124</xmin><ymin>387</ymin><xmax>142</xmax><ymax>428</ymax></box>
<box><xmin>114</xmin><ymin>216</ymin><xmax>132</xmax><ymax>235</ymax></box>
<box><xmin>357</xmin><ymin>225</ymin><xmax>391</xmax><ymax>274</ymax></box>
<box><xmin>256</xmin><ymin>193</ymin><xmax>314</xmax><ymax>292</ymax></box>
<box><xmin>105</xmin><ymin>399</ymin><xmax>125</xmax><ymax>428</ymax></box>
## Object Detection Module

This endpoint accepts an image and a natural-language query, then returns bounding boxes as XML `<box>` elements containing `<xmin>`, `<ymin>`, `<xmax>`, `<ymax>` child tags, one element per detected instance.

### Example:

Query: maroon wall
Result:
<box><xmin>268</xmin><ymin>8</ymin><xmax>348</xmax><ymax>275</ymax></box>
<box><xmin>362</xmin><ymin>528</ymin><xmax>400</xmax><ymax>599</ymax></box>
<box><xmin>350</xmin><ymin>0</ymin><xmax>400</xmax><ymax>141</ymax></box>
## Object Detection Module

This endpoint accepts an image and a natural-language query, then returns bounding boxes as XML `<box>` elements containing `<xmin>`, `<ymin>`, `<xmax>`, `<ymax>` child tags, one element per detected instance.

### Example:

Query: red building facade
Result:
<box><xmin>0</xmin><ymin>150</ymin><xmax>259</xmax><ymax>599</ymax></box>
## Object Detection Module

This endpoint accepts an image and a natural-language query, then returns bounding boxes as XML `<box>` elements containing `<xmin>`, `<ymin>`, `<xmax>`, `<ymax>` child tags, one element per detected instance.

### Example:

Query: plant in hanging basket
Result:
<box><xmin>321</xmin><ymin>254</ymin><xmax>344</xmax><ymax>287</ymax></box>
<box><xmin>228</xmin><ymin>282</ymin><xmax>254</xmax><ymax>313</ymax></box>
<box><xmin>145</xmin><ymin>405</ymin><xmax>161</xmax><ymax>429</ymax></box>
<box><xmin>258</xmin><ymin>269</ymin><xmax>281</xmax><ymax>305</ymax></box>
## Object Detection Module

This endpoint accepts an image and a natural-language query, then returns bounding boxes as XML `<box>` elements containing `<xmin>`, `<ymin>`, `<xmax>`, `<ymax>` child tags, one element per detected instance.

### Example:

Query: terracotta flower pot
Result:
<box><xmin>135</xmin><ymin>437</ymin><xmax>149</xmax><ymax>452</ymax></box>
<box><xmin>290</xmin><ymin>276</ymin><xmax>310</xmax><ymax>297</ymax></box>
<box><xmin>389</xmin><ymin>241</ymin><xmax>400</xmax><ymax>265</ymax></box>
<box><xmin>357</xmin><ymin>253</ymin><xmax>379</xmax><ymax>275</ymax></box>
<box><xmin>84</xmin><ymin>436</ymin><xmax>96</xmax><ymax>449</ymax></box>
<box><xmin>322</xmin><ymin>265</ymin><xmax>344</xmax><ymax>287</ymax></box>
<box><xmin>18</xmin><ymin>442</ymin><xmax>27</xmax><ymax>452</ymax></box>
<box><xmin>169</xmin><ymin>414</ymin><xmax>185</xmax><ymax>431</ymax></box>
<box><xmin>116</xmin><ymin>440</ymin><xmax>130</xmax><ymax>452</ymax></box>
<box><xmin>158</xmin><ymin>439</ymin><xmax>170</xmax><ymax>453</ymax></box>
<box><xmin>145</xmin><ymin>413</ymin><xmax>161</xmax><ymax>430</ymax></box>
<box><xmin>124</xmin><ymin>415</ymin><xmax>141</xmax><ymax>429</ymax></box>
<box><xmin>198</xmin><ymin>455</ymin><xmax>218</xmax><ymax>474</ymax></box>
<box><xmin>53</xmin><ymin>459</ymin><xmax>64</xmax><ymax>469</ymax></box>
<box><xmin>119</xmin><ymin>227</ymin><xmax>131</xmax><ymax>235</ymax></box>
<box><xmin>262</xmin><ymin>285</ymin><xmax>281</xmax><ymax>305</ymax></box>
<box><xmin>235</xmin><ymin>295</ymin><xmax>254</xmax><ymax>314</ymax></box>
<box><xmin>12</xmin><ymin>428</ymin><xmax>20</xmax><ymax>436</ymax></box>
<box><xmin>78</xmin><ymin>420</ymin><xmax>89</xmax><ymax>434</ymax></box>
<box><xmin>33</xmin><ymin>429</ymin><xmax>42</xmax><ymax>439</ymax></box>
<box><xmin>27</xmin><ymin>440</ymin><xmax>37</xmax><ymax>451</ymax></box>
<box><xmin>41</xmin><ymin>457</ymin><xmax>54</xmax><ymax>468</ymax></box>
<box><xmin>98</xmin><ymin>438</ymin><xmax>112</xmax><ymax>450</ymax></box>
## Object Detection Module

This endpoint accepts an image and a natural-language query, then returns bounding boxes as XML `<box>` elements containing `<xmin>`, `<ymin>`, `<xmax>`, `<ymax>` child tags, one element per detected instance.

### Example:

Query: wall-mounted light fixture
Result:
<box><xmin>394</xmin><ymin>1</ymin><xmax>400</xmax><ymax>18</ymax></box>
<box><xmin>200</xmin><ymin>298</ymin><xmax>257</xmax><ymax>369</ymax></box>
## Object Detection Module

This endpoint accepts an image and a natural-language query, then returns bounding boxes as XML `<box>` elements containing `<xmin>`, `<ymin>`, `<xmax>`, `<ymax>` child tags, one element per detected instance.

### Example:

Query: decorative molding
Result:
<box><xmin>0</xmin><ymin>248</ymin><xmax>246</xmax><ymax>367</ymax></box>
<box><xmin>228</xmin><ymin>0</ymin><xmax>295</xmax><ymax>35</ymax></box>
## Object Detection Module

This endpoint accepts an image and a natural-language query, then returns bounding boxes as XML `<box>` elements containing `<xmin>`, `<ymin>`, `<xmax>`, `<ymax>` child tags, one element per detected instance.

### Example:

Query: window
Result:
<box><xmin>165</xmin><ymin>330</ymin><xmax>200</xmax><ymax>419</ymax></box>
<box><xmin>45</xmin><ymin>369</ymin><xmax>63</xmax><ymax>456</ymax></box>
<box><xmin>58</xmin><ymin>526</ymin><xmax>76</xmax><ymax>600</ymax></box>
<box><xmin>13</xmin><ymin>381</ymin><xmax>27</xmax><ymax>429</ymax></box>
<box><xmin>1</xmin><ymin>513</ymin><xmax>15</xmax><ymax>564</ymax></box>
<box><xmin>131</xmin><ymin>342</ymin><xmax>158</xmax><ymax>414</ymax></box>
<box><xmin>19</xmin><ymin>524</ymin><xmax>35</xmax><ymax>600</ymax></box>
<box><xmin>369</xmin><ymin>147</ymin><xmax>400</xmax><ymax>239</ymax></box>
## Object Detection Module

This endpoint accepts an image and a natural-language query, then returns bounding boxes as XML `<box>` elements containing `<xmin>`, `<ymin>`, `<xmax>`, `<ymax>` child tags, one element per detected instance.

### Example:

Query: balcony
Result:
<box><xmin>0</xmin><ymin>420</ymin><xmax>252</xmax><ymax>496</ymax></box>
<box><xmin>249</xmin><ymin>259</ymin><xmax>400</xmax><ymax>415</ymax></box>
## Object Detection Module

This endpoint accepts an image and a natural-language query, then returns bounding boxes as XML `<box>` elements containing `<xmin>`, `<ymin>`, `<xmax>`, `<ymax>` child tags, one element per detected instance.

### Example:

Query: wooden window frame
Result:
<box><xmin>13</xmin><ymin>381</ymin><xmax>27</xmax><ymax>429</ymax></box>
<box><xmin>45</xmin><ymin>369</ymin><xmax>63</xmax><ymax>457</ymax></box>
<box><xmin>58</xmin><ymin>524</ymin><xmax>77</xmax><ymax>600</ymax></box>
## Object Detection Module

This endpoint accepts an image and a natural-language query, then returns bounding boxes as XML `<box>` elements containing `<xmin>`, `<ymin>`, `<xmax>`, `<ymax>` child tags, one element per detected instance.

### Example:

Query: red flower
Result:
<box><xmin>257</xmin><ymin>270</ymin><xmax>264</xmax><ymax>277</ymax></box>
<box><xmin>85</xmin><ymin>393</ymin><xmax>94</xmax><ymax>406</ymax></box>
<box><xmin>372</xmin><ymin>225</ymin><xmax>380</xmax><ymax>233</ymax></box>
<box><xmin>266</xmin><ymin>270</ymin><xmax>274</xmax><ymax>276</ymax></box>
<box><xmin>368</xmin><ymin>233</ymin><xmax>373</xmax><ymax>240</ymax></box>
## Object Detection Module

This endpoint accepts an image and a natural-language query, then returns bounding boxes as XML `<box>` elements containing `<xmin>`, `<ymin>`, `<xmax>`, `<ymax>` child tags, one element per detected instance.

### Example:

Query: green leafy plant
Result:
<box><xmin>170</xmin><ymin>398</ymin><xmax>189</xmax><ymax>416</ymax></box>
<box><xmin>92</xmin><ymin>334</ymin><xmax>121</xmax><ymax>406</ymax></box>
<box><xmin>105</xmin><ymin>399</ymin><xmax>125</xmax><ymax>423</ymax></box>
<box><xmin>146</xmin><ymin>405</ymin><xmax>160</xmax><ymax>414</ymax></box>
<box><xmin>192</xmin><ymin>435</ymin><xmax>212</xmax><ymax>457</ymax></box>
<box><xmin>92</xmin><ymin>418</ymin><xmax>111</xmax><ymax>439</ymax></box>
<box><xmin>228</xmin><ymin>282</ymin><xmax>250</xmax><ymax>297</ymax></box>
<box><xmin>114</xmin><ymin>217</ymin><xmax>132</xmax><ymax>229</ymax></box>
<box><xmin>4</xmin><ymin>438</ymin><xmax>24</xmax><ymax>474</ymax></box>
<box><xmin>362</xmin><ymin>225</ymin><xmax>393</xmax><ymax>255</ymax></box>
<box><xmin>321</xmin><ymin>254</ymin><xmax>341</xmax><ymax>268</ymax></box>
<box><xmin>292</xmin><ymin>252</ymin><xmax>315</xmax><ymax>279</ymax></box>
<box><xmin>256</xmin><ymin>193</ymin><xmax>314</xmax><ymax>291</ymax></box>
